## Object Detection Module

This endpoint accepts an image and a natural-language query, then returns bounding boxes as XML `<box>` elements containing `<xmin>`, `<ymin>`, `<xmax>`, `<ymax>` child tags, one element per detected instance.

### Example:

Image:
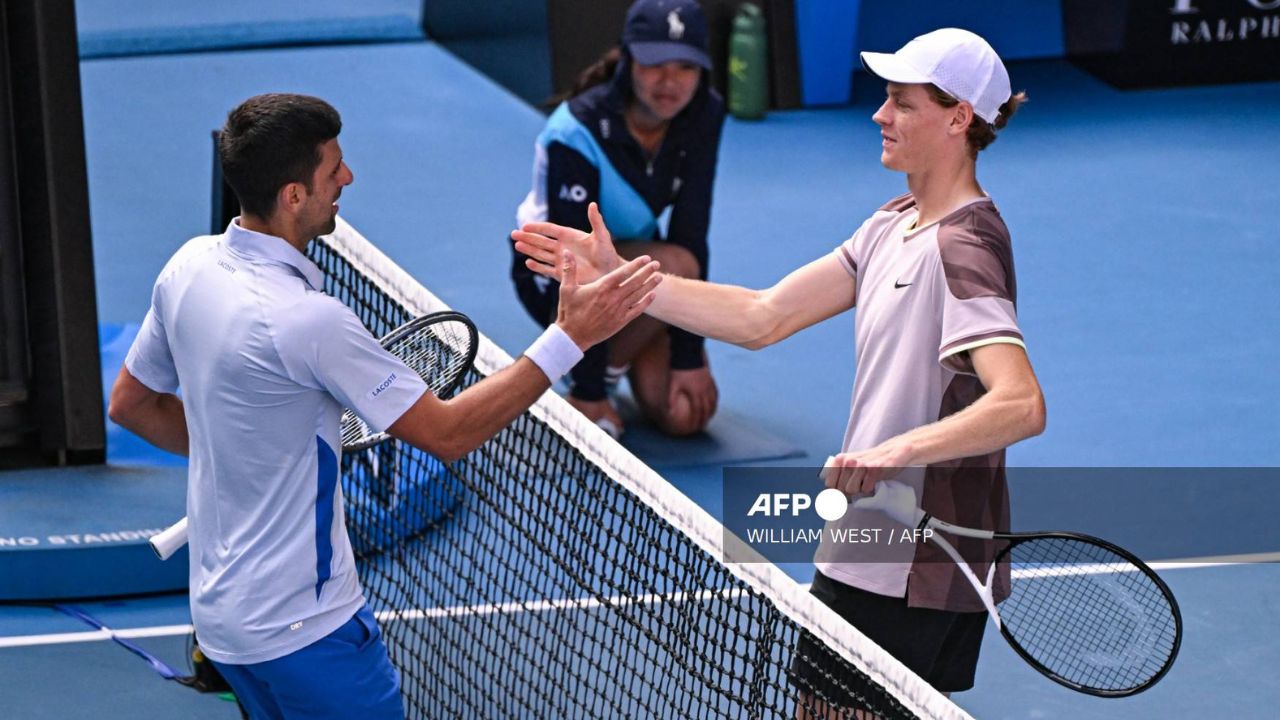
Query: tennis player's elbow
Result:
<box><xmin>430</xmin><ymin>427</ymin><xmax>486</xmax><ymax>463</ymax></box>
<box><xmin>106</xmin><ymin>399</ymin><xmax>133</xmax><ymax>429</ymax></box>
<box><xmin>107</xmin><ymin>380</ymin><xmax>148</xmax><ymax>430</ymax></box>
<box><xmin>397</xmin><ymin>425</ymin><xmax>467</xmax><ymax>463</ymax></box>
<box><xmin>441</xmin><ymin>419</ymin><xmax>503</xmax><ymax>462</ymax></box>
<box><xmin>106</xmin><ymin>392</ymin><xmax>127</xmax><ymax>426</ymax></box>
<box><xmin>738</xmin><ymin>303</ymin><xmax>787</xmax><ymax>350</ymax></box>
<box><xmin>1017</xmin><ymin>390</ymin><xmax>1047</xmax><ymax>440</ymax></box>
<box><xmin>434</xmin><ymin>445</ymin><xmax>466</xmax><ymax>464</ymax></box>
<box><xmin>388</xmin><ymin>417</ymin><xmax>461</xmax><ymax>463</ymax></box>
<box><xmin>742</xmin><ymin>323</ymin><xmax>794</xmax><ymax>351</ymax></box>
<box><xmin>395</xmin><ymin>433</ymin><xmax>464</xmax><ymax>463</ymax></box>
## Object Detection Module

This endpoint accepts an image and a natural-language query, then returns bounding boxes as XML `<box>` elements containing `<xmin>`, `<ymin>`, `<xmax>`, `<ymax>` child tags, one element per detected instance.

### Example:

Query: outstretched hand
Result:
<box><xmin>555</xmin><ymin>248</ymin><xmax>662</xmax><ymax>351</ymax></box>
<box><xmin>513</xmin><ymin>202</ymin><xmax>624</xmax><ymax>285</ymax></box>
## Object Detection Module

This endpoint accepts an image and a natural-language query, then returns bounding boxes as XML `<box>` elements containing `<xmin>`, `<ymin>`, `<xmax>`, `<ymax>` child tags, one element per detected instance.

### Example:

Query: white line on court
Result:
<box><xmin>0</xmin><ymin>555</ymin><xmax>1274</xmax><ymax>650</ymax></box>
<box><xmin>0</xmin><ymin>623</ymin><xmax>193</xmax><ymax>649</ymax></box>
<box><xmin>1148</xmin><ymin>550</ymin><xmax>1280</xmax><ymax>570</ymax></box>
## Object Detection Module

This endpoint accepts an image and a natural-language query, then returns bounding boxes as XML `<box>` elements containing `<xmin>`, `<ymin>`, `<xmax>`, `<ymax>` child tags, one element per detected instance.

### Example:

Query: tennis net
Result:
<box><xmin>309</xmin><ymin>217</ymin><xmax>972</xmax><ymax>720</ymax></box>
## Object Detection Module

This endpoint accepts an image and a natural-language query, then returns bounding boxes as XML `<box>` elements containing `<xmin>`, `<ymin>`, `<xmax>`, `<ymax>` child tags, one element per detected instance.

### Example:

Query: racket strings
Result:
<box><xmin>388</xmin><ymin>321</ymin><xmax>475</xmax><ymax>398</ymax></box>
<box><xmin>1001</xmin><ymin>537</ymin><xmax>1178</xmax><ymax>693</ymax></box>
<box><xmin>1010</xmin><ymin>568</ymin><xmax>1147</xmax><ymax>689</ymax></box>
<box><xmin>340</xmin><ymin>317</ymin><xmax>476</xmax><ymax>450</ymax></box>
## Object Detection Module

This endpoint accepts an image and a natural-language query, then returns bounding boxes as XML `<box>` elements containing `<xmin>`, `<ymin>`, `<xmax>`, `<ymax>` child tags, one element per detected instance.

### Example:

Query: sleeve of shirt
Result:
<box><xmin>936</xmin><ymin>225</ymin><xmax>1025</xmax><ymax>375</ymax></box>
<box><xmin>124</xmin><ymin>302</ymin><xmax>180</xmax><ymax>394</ymax></box>
<box><xmin>833</xmin><ymin>194</ymin><xmax>916</xmax><ymax>302</ymax></box>
<box><xmin>664</xmin><ymin>113</ymin><xmax>725</xmax><ymax>370</ymax></box>
<box><xmin>278</xmin><ymin>296</ymin><xmax>429</xmax><ymax>433</ymax></box>
<box><xmin>544</xmin><ymin>141</ymin><xmax>601</xmax><ymax>233</ymax></box>
<box><xmin>832</xmin><ymin>233</ymin><xmax>860</xmax><ymax>280</ymax></box>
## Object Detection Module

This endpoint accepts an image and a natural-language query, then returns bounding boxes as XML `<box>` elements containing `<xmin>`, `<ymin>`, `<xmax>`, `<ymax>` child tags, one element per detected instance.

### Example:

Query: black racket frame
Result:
<box><xmin>988</xmin><ymin>529</ymin><xmax>1183</xmax><ymax>697</ymax></box>
<box><xmin>340</xmin><ymin>310</ymin><xmax>478</xmax><ymax>452</ymax></box>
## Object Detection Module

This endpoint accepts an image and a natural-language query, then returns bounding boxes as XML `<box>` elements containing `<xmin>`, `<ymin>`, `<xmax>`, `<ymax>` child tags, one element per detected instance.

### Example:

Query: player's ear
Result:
<box><xmin>950</xmin><ymin>102</ymin><xmax>974</xmax><ymax>136</ymax></box>
<box><xmin>277</xmin><ymin>181</ymin><xmax>303</xmax><ymax>215</ymax></box>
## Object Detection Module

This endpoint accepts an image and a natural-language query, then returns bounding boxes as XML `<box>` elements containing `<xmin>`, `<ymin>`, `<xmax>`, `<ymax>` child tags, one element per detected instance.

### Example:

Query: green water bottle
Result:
<box><xmin>728</xmin><ymin>3</ymin><xmax>768</xmax><ymax>120</ymax></box>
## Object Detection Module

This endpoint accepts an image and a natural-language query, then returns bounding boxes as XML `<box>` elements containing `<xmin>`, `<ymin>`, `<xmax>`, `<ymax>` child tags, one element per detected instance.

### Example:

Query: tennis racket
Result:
<box><xmin>149</xmin><ymin>311</ymin><xmax>478</xmax><ymax>561</ymax></box>
<box><xmin>847</xmin><ymin>477</ymin><xmax>1182</xmax><ymax>697</ymax></box>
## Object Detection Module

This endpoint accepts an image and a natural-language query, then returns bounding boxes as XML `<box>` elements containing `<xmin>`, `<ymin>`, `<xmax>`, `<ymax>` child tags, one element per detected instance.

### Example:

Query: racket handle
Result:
<box><xmin>818</xmin><ymin>455</ymin><xmax>836</xmax><ymax>482</ymax></box>
<box><xmin>150</xmin><ymin>517</ymin><xmax>189</xmax><ymax>561</ymax></box>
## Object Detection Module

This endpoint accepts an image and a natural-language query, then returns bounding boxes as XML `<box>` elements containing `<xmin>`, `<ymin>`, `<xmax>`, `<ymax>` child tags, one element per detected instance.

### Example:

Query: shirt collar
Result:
<box><xmin>224</xmin><ymin>218</ymin><xmax>325</xmax><ymax>290</ymax></box>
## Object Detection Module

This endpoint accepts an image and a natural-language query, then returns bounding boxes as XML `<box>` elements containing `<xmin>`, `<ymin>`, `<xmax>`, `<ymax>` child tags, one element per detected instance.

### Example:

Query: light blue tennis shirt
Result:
<box><xmin>125</xmin><ymin>220</ymin><xmax>427</xmax><ymax>665</ymax></box>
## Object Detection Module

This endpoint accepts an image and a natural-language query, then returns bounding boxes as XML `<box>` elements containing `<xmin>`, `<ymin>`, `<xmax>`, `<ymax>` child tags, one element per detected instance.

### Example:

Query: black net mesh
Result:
<box><xmin>306</xmin><ymin>236</ymin><xmax>957</xmax><ymax>719</ymax></box>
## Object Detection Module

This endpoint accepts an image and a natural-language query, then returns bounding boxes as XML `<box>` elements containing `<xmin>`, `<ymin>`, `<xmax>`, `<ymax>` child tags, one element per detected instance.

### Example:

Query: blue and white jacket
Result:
<box><xmin>513</xmin><ymin>51</ymin><xmax>725</xmax><ymax>371</ymax></box>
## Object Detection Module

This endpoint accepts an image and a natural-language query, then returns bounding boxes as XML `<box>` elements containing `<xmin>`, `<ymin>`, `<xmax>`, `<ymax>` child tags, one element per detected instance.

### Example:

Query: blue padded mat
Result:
<box><xmin>615</xmin><ymin>397</ymin><xmax>805</xmax><ymax>469</ymax></box>
<box><xmin>0</xmin><ymin>463</ymin><xmax>188</xmax><ymax>600</ymax></box>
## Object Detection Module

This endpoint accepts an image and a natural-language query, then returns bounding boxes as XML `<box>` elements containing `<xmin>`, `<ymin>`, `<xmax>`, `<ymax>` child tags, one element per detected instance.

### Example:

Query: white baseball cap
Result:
<box><xmin>860</xmin><ymin>28</ymin><xmax>1011</xmax><ymax>124</ymax></box>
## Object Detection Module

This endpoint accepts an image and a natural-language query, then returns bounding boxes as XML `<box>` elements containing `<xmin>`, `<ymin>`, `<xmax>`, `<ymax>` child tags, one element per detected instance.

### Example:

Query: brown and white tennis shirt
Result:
<box><xmin>814</xmin><ymin>193</ymin><xmax>1021</xmax><ymax>612</ymax></box>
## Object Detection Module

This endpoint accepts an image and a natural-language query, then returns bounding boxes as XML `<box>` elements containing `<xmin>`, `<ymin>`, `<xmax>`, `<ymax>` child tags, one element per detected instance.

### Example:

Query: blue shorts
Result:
<box><xmin>211</xmin><ymin>604</ymin><xmax>403</xmax><ymax>720</ymax></box>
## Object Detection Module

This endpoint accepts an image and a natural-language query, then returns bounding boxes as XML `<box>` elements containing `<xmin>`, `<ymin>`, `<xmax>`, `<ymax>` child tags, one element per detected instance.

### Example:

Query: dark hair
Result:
<box><xmin>545</xmin><ymin>46</ymin><xmax>624</xmax><ymax>109</ymax></box>
<box><xmin>925</xmin><ymin>85</ymin><xmax>1027</xmax><ymax>159</ymax></box>
<box><xmin>217</xmin><ymin>93</ymin><xmax>342</xmax><ymax>218</ymax></box>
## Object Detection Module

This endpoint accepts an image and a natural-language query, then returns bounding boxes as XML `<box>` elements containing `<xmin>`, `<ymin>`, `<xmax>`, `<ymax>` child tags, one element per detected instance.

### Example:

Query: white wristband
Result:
<box><xmin>524</xmin><ymin>324</ymin><xmax>584</xmax><ymax>382</ymax></box>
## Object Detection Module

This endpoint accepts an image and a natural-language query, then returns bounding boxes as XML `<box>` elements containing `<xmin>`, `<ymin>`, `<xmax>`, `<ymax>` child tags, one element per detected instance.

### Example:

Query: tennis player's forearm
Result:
<box><xmin>430</xmin><ymin>356</ymin><xmax>550</xmax><ymax>458</ymax></box>
<box><xmin>896</xmin><ymin>389</ymin><xmax>1045</xmax><ymax>466</ymax></box>
<box><xmin>646</xmin><ymin>275</ymin><xmax>777</xmax><ymax>348</ymax></box>
<box><xmin>108</xmin><ymin>394</ymin><xmax>190</xmax><ymax>456</ymax></box>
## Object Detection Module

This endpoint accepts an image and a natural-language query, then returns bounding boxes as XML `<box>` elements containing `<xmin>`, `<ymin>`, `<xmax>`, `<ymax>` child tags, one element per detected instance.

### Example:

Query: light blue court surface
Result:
<box><xmin>75</xmin><ymin>0</ymin><xmax>423</xmax><ymax>58</ymax></box>
<box><xmin>1</xmin><ymin>28</ymin><xmax>1278</xmax><ymax>720</ymax></box>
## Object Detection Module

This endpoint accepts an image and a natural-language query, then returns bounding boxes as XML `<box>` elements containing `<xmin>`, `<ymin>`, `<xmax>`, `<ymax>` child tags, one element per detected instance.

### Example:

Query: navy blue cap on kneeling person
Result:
<box><xmin>623</xmin><ymin>0</ymin><xmax>711</xmax><ymax>70</ymax></box>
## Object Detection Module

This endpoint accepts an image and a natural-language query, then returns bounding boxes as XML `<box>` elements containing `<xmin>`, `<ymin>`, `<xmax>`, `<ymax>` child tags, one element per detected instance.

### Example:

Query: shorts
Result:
<box><xmin>788</xmin><ymin>571</ymin><xmax>987</xmax><ymax>712</ymax></box>
<box><xmin>211</xmin><ymin>604</ymin><xmax>404</xmax><ymax>720</ymax></box>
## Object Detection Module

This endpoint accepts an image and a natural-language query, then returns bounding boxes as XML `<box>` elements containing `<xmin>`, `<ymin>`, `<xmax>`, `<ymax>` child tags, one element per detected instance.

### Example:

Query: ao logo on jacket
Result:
<box><xmin>559</xmin><ymin>184</ymin><xmax>589</xmax><ymax>202</ymax></box>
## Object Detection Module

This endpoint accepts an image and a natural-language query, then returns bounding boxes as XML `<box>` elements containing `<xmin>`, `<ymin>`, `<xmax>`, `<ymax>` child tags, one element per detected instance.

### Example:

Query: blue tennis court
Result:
<box><xmin>1</xmin><ymin>2</ymin><xmax>1277</xmax><ymax>718</ymax></box>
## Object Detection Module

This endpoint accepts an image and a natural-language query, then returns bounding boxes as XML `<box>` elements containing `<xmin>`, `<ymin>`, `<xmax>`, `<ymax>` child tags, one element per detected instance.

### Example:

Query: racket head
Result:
<box><xmin>993</xmin><ymin>532</ymin><xmax>1182</xmax><ymax>697</ymax></box>
<box><xmin>340</xmin><ymin>311</ymin><xmax>478</xmax><ymax>452</ymax></box>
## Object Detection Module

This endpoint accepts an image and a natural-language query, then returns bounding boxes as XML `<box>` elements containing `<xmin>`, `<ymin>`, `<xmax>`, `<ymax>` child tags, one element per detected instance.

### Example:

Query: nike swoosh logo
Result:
<box><xmin>894</xmin><ymin>281</ymin><xmax>912</xmax><ymax>289</ymax></box>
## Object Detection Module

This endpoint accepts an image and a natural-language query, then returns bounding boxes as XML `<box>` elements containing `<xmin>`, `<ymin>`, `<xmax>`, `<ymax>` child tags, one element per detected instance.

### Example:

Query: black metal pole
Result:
<box><xmin>2</xmin><ymin>0</ymin><xmax>105</xmax><ymax>466</ymax></box>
